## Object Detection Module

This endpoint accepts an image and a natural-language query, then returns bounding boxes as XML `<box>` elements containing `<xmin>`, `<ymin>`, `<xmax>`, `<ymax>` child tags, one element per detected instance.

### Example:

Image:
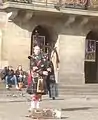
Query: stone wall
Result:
<box><xmin>1</xmin><ymin>14</ymin><xmax>59</xmax><ymax>70</ymax></box>
<box><xmin>0</xmin><ymin>29</ymin><xmax>2</xmax><ymax>68</ymax></box>
<box><xmin>59</xmin><ymin>34</ymin><xmax>85</xmax><ymax>85</ymax></box>
<box><xmin>0</xmin><ymin>11</ymin><xmax>8</xmax><ymax>68</ymax></box>
<box><xmin>58</xmin><ymin>16</ymin><xmax>98</xmax><ymax>85</ymax></box>
<box><xmin>57</xmin><ymin>19</ymin><xmax>87</xmax><ymax>85</ymax></box>
<box><xmin>2</xmin><ymin>21</ymin><xmax>31</xmax><ymax>70</ymax></box>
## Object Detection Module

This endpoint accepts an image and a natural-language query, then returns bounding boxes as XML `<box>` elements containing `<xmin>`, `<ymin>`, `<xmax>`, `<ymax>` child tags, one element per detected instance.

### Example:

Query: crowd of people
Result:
<box><xmin>0</xmin><ymin>65</ymin><xmax>27</xmax><ymax>90</ymax></box>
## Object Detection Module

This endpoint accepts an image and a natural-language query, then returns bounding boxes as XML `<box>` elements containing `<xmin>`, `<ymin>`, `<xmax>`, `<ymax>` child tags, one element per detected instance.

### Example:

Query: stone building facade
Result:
<box><xmin>0</xmin><ymin>1</ymin><xmax>98</xmax><ymax>85</ymax></box>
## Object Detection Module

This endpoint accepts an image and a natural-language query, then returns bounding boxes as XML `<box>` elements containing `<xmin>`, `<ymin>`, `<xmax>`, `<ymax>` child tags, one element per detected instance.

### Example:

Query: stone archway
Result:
<box><xmin>85</xmin><ymin>30</ymin><xmax>98</xmax><ymax>83</ymax></box>
<box><xmin>30</xmin><ymin>25</ymin><xmax>59</xmax><ymax>83</ymax></box>
<box><xmin>30</xmin><ymin>25</ymin><xmax>58</xmax><ymax>56</ymax></box>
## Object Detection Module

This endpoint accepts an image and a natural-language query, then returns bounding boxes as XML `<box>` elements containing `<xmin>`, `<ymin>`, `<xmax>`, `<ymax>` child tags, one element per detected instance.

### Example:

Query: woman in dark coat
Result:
<box><xmin>46</xmin><ymin>60</ymin><xmax>57</xmax><ymax>100</ymax></box>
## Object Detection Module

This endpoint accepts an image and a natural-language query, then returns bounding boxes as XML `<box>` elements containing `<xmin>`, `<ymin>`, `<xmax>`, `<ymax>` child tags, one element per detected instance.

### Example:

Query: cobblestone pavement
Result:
<box><xmin>0</xmin><ymin>93</ymin><xmax>98</xmax><ymax>120</ymax></box>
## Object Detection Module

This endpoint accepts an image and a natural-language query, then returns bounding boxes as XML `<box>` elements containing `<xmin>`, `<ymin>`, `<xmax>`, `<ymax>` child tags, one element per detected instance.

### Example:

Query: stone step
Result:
<box><xmin>59</xmin><ymin>92</ymin><xmax>98</xmax><ymax>95</ymax></box>
<box><xmin>59</xmin><ymin>84</ymin><xmax>98</xmax><ymax>95</ymax></box>
<box><xmin>1</xmin><ymin>82</ymin><xmax>98</xmax><ymax>96</ymax></box>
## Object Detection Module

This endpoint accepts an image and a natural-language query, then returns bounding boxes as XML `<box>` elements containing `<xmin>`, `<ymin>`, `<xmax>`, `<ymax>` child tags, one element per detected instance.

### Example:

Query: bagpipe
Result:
<box><xmin>28</xmin><ymin>55</ymin><xmax>47</xmax><ymax>74</ymax></box>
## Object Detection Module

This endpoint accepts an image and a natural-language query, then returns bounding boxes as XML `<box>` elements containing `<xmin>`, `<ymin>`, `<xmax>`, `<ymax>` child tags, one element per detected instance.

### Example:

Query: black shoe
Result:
<box><xmin>49</xmin><ymin>95</ymin><xmax>51</xmax><ymax>98</ymax></box>
<box><xmin>52</xmin><ymin>97</ymin><xmax>55</xmax><ymax>100</ymax></box>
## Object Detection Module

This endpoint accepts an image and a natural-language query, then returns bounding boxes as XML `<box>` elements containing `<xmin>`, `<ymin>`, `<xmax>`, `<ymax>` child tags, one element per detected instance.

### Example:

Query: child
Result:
<box><xmin>29</xmin><ymin>93</ymin><xmax>40</xmax><ymax>112</ymax></box>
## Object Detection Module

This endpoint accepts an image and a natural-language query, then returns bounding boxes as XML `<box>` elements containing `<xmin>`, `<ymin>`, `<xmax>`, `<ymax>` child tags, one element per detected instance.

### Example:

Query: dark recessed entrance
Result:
<box><xmin>85</xmin><ymin>30</ymin><xmax>98</xmax><ymax>83</ymax></box>
<box><xmin>31</xmin><ymin>25</ymin><xmax>53</xmax><ymax>56</ymax></box>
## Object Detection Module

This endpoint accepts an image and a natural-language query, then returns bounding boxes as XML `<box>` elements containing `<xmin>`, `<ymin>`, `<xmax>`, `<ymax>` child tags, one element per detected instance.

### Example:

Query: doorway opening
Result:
<box><xmin>31</xmin><ymin>25</ymin><xmax>53</xmax><ymax>56</ymax></box>
<box><xmin>85</xmin><ymin>30</ymin><xmax>98</xmax><ymax>83</ymax></box>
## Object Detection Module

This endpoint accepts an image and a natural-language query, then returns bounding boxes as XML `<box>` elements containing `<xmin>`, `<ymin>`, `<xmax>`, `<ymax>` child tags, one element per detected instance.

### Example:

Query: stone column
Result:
<box><xmin>0</xmin><ymin>30</ymin><xmax>2</xmax><ymax>68</ymax></box>
<box><xmin>0</xmin><ymin>12</ymin><xmax>8</xmax><ymax>68</ymax></box>
<box><xmin>59</xmin><ymin>35</ymin><xmax>85</xmax><ymax>85</ymax></box>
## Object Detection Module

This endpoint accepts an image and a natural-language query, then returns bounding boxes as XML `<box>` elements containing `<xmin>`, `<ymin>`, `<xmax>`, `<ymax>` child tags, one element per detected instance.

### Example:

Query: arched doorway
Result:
<box><xmin>31</xmin><ymin>25</ymin><xmax>53</xmax><ymax>56</ymax></box>
<box><xmin>85</xmin><ymin>30</ymin><xmax>98</xmax><ymax>83</ymax></box>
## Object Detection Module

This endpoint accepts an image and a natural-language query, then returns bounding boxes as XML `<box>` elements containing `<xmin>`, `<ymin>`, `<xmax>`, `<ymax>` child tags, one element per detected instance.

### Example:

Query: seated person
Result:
<box><xmin>15</xmin><ymin>65</ymin><xmax>27</xmax><ymax>90</ymax></box>
<box><xmin>15</xmin><ymin>65</ymin><xmax>26</xmax><ymax>89</ymax></box>
<box><xmin>5</xmin><ymin>66</ymin><xmax>19</xmax><ymax>89</ymax></box>
<box><xmin>0</xmin><ymin>66</ymin><xmax>8</xmax><ymax>80</ymax></box>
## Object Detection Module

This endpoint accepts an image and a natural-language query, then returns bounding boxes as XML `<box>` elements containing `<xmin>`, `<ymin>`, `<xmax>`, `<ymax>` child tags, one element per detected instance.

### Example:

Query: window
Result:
<box><xmin>33</xmin><ymin>35</ymin><xmax>45</xmax><ymax>48</ymax></box>
<box><xmin>85</xmin><ymin>39</ymin><xmax>96</xmax><ymax>62</ymax></box>
<box><xmin>33</xmin><ymin>35</ymin><xmax>51</xmax><ymax>53</ymax></box>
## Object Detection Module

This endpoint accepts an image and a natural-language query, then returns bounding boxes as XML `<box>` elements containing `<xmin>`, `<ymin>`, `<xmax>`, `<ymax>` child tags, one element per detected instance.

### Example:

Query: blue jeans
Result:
<box><xmin>5</xmin><ymin>75</ymin><xmax>18</xmax><ymax>86</ymax></box>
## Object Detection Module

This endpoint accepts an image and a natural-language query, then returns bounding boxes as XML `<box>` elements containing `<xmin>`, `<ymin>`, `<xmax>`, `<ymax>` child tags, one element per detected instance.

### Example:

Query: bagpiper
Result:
<box><xmin>27</xmin><ymin>45</ymin><xmax>49</xmax><ymax>101</ymax></box>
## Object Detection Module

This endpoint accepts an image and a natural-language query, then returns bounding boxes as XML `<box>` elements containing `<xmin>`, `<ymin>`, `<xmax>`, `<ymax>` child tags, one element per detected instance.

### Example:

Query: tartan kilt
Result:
<box><xmin>27</xmin><ymin>77</ymin><xmax>48</xmax><ymax>95</ymax></box>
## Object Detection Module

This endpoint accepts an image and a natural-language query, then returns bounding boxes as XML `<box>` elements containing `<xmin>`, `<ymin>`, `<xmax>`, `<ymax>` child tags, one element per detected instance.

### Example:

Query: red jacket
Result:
<box><xmin>27</xmin><ymin>73</ymin><xmax>32</xmax><ymax>86</ymax></box>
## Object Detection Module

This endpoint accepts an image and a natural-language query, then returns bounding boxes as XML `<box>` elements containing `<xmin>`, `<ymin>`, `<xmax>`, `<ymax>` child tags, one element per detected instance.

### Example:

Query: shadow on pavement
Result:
<box><xmin>25</xmin><ymin>116</ymin><xmax>69</xmax><ymax>119</ymax></box>
<box><xmin>61</xmin><ymin>117</ymin><xmax>69</xmax><ymax>119</ymax></box>
<box><xmin>61</xmin><ymin>107</ymin><xmax>93</xmax><ymax>111</ymax></box>
<box><xmin>43</xmin><ymin>98</ymin><xmax>65</xmax><ymax>101</ymax></box>
<box><xmin>0</xmin><ymin>100</ymin><xmax>27</xmax><ymax>103</ymax></box>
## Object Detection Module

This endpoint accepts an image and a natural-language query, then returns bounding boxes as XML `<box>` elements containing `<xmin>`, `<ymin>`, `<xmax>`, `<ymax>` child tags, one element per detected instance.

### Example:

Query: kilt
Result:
<box><xmin>27</xmin><ymin>77</ymin><xmax>48</xmax><ymax>95</ymax></box>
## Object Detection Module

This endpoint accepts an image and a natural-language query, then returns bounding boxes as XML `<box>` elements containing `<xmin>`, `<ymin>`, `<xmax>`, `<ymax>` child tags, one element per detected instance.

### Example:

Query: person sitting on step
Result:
<box><xmin>5</xmin><ymin>66</ymin><xmax>19</xmax><ymax>89</ymax></box>
<box><xmin>15</xmin><ymin>65</ymin><xmax>26</xmax><ymax>90</ymax></box>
